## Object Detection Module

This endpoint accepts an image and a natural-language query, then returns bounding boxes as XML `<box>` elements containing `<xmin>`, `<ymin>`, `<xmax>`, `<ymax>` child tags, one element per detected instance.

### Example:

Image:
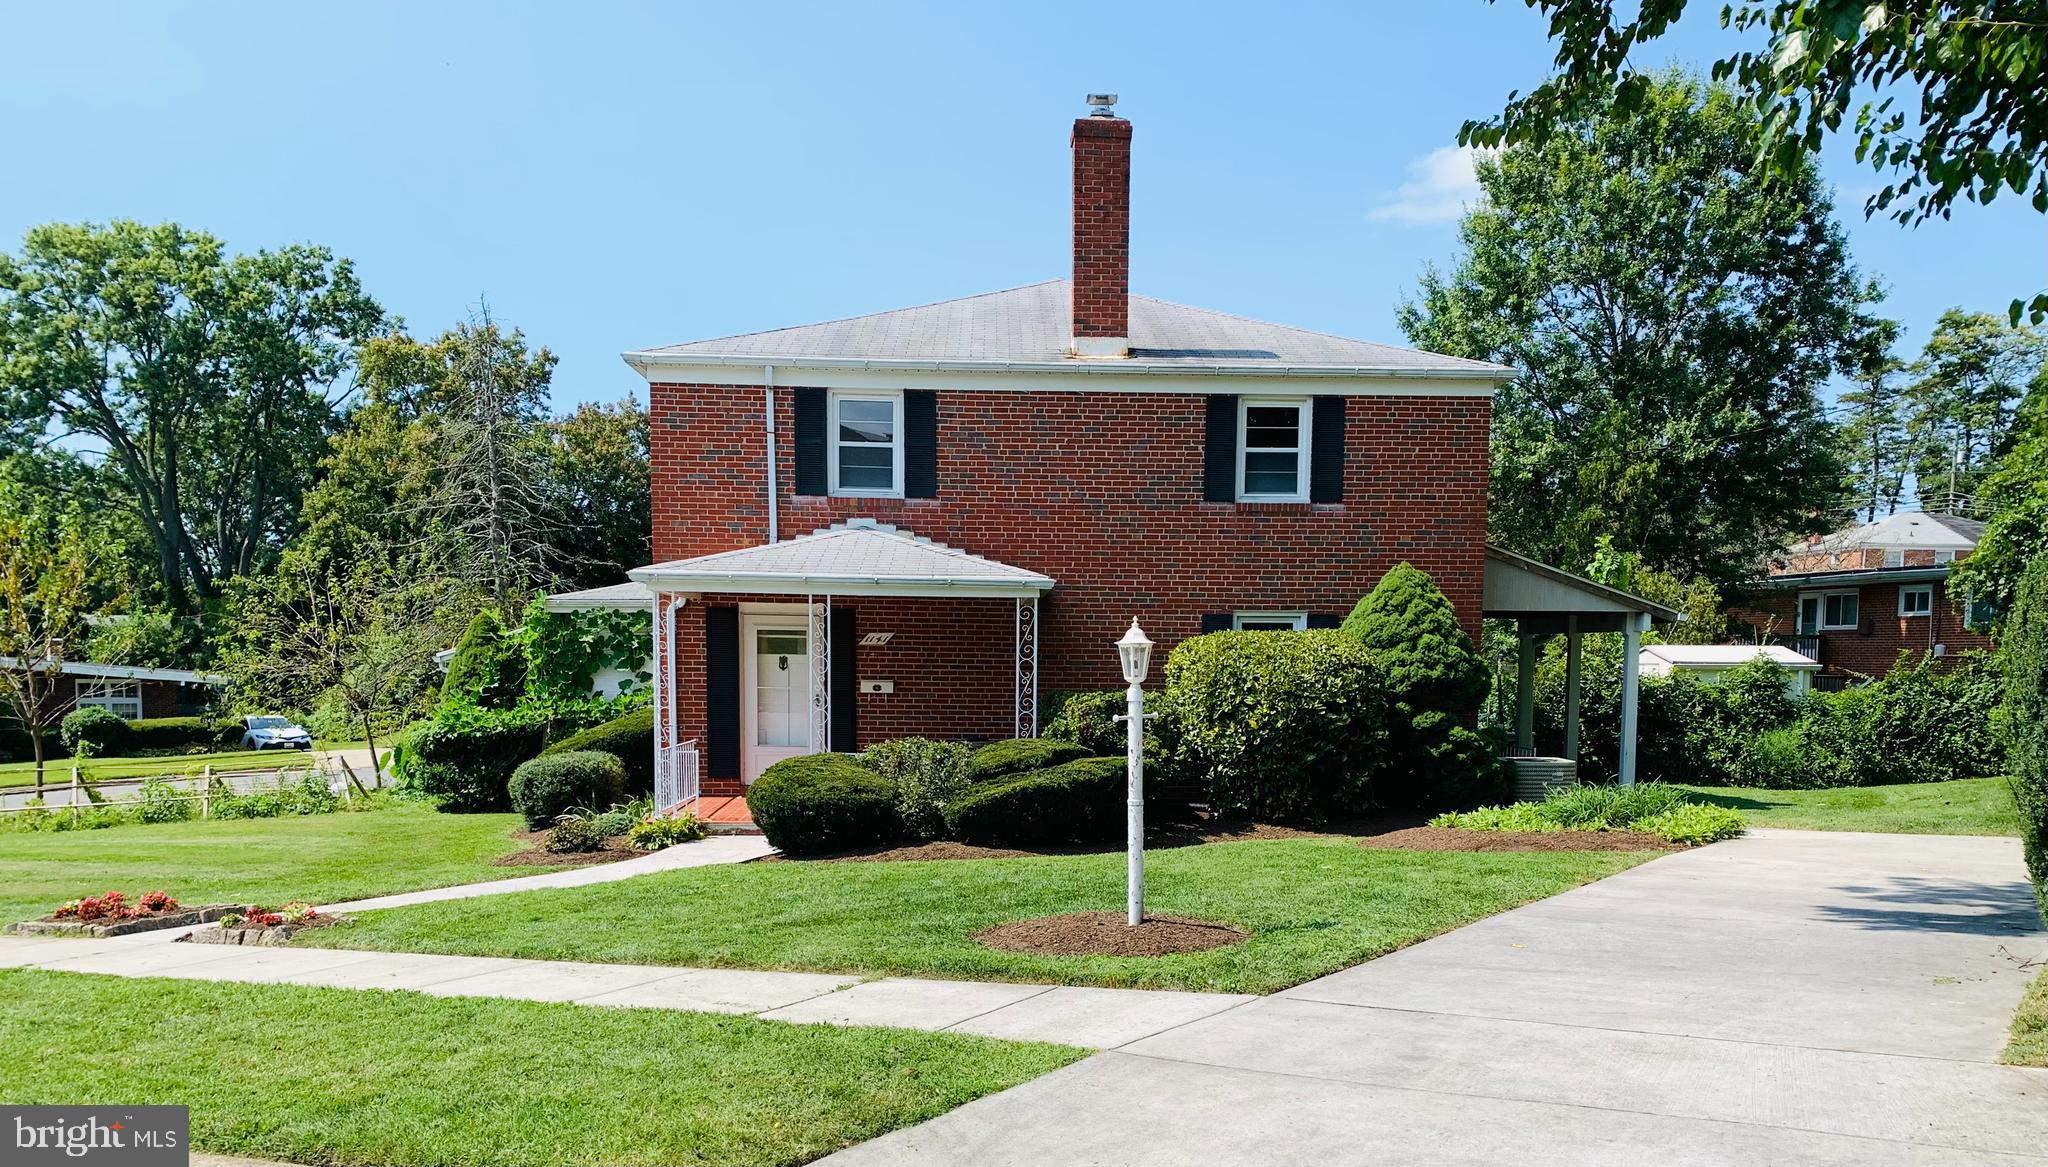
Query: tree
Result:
<box><xmin>542</xmin><ymin>398</ymin><xmax>652</xmax><ymax>589</ymax></box>
<box><xmin>359</xmin><ymin>314</ymin><xmax>564</xmax><ymax>610</ymax></box>
<box><xmin>0</xmin><ymin>222</ymin><xmax>386</xmax><ymax>615</ymax></box>
<box><xmin>1402</xmin><ymin>75</ymin><xmax>1873</xmax><ymax>582</ymax></box>
<box><xmin>1462</xmin><ymin>1</ymin><xmax>2048</xmax><ymax>321</ymax></box>
<box><xmin>1950</xmin><ymin>379</ymin><xmax>2048</xmax><ymax>613</ymax></box>
<box><xmin>0</xmin><ymin>476</ymin><xmax>105</xmax><ymax>794</ymax></box>
<box><xmin>441</xmin><ymin>608</ymin><xmax>527</xmax><ymax>710</ymax></box>
<box><xmin>1901</xmin><ymin>309</ymin><xmax>2046</xmax><ymax>509</ymax></box>
<box><xmin>1585</xmin><ymin>535</ymin><xmax>1729</xmax><ymax>644</ymax></box>
<box><xmin>2002</xmin><ymin>554</ymin><xmax>2048</xmax><ymax>922</ymax></box>
<box><xmin>1836</xmin><ymin>317</ymin><xmax>1911</xmax><ymax>521</ymax></box>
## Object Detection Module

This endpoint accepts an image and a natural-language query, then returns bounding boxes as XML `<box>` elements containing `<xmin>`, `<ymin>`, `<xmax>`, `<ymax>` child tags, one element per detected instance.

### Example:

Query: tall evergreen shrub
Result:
<box><xmin>441</xmin><ymin>609</ymin><xmax>527</xmax><ymax>710</ymax></box>
<box><xmin>2004</xmin><ymin>556</ymin><xmax>2048</xmax><ymax>922</ymax></box>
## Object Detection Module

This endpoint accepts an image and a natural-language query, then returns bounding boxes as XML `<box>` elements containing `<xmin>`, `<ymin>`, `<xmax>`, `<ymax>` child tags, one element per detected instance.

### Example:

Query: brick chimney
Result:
<box><xmin>1070</xmin><ymin>96</ymin><xmax>1130</xmax><ymax>357</ymax></box>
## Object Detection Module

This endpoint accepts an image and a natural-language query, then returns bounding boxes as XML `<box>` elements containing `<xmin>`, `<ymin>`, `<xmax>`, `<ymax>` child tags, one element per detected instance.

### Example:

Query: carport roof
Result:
<box><xmin>1481</xmin><ymin>546</ymin><xmax>1684</xmax><ymax>633</ymax></box>
<box><xmin>626</xmin><ymin>520</ymin><xmax>1055</xmax><ymax>599</ymax></box>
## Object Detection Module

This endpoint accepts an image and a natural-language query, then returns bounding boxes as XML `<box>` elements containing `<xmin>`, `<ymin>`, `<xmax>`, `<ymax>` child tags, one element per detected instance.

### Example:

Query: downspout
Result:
<box><xmin>763</xmin><ymin>365</ymin><xmax>779</xmax><ymax>544</ymax></box>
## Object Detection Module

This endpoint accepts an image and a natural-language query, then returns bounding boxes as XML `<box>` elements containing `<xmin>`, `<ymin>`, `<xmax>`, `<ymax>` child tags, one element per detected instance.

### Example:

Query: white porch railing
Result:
<box><xmin>656</xmin><ymin>739</ymin><xmax>700</xmax><ymax>815</ymax></box>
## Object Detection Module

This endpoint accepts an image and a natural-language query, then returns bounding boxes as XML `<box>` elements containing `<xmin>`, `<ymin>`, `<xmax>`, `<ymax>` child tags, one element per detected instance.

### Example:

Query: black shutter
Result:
<box><xmin>905</xmin><ymin>390</ymin><xmax>938</xmax><ymax>498</ymax></box>
<box><xmin>830</xmin><ymin>607</ymin><xmax>858</xmax><ymax>751</ymax></box>
<box><xmin>1306</xmin><ymin>613</ymin><xmax>1343</xmax><ymax>629</ymax></box>
<box><xmin>704</xmin><ymin>606</ymin><xmax>740</xmax><ymax>780</ymax></box>
<box><xmin>1203</xmin><ymin>395</ymin><xmax>1238</xmax><ymax>502</ymax></box>
<box><xmin>794</xmin><ymin>388</ymin><xmax>827</xmax><ymax>496</ymax></box>
<box><xmin>1310</xmin><ymin>396</ymin><xmax>1346</xmax><ymax>503</ymax></box>
<box><xmin>1200</xmin><ymin>613</ymin><xmax>1233</xmax><ymax>634</ymax></box>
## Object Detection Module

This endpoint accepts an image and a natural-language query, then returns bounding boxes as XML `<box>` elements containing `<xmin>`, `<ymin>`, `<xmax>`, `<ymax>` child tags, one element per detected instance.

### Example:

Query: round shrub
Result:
<box><xmin>748</xmin><ymin>754</ymin><xmax>903</xmax><ymax>856</ymax></box>
<box><xmin>1043</xmin><ymin>691</ymin><xmax>1128</xmax><ymax>755</ymax></box>
<box><xmin>964</xmin><ymin>738</ymin><xmax>1090</xmax><ymax>785</ymax></box>
<box><xmin>1166</xmin><ymin>629</ymin><xmax>1388</xmax><ymax>820</ymax></box>
<box><xmin>399</xmin><ymin>708</ymin><xmax>548</xmax><ymax>812</ymax></box>
<box><xmin>942</xmin><ymin>756</ymin><xmax>1128</xmax><ymax>846</ymax></box>
<box><xmin>540</xmin><ymin>706</ymin><xmax>655</xmax><ymax>794</ymax></box>
<box><xmin>60</xmin><ymin>706</ymin><xmax>130</xmax><ymax>755</ymax></box>
<box><xmin>861</xmin><ymin>737</ymin><xmax>972</xmax><ymax>840</ymax></box>
<box><xmin>510</xmin><ymin>750</ymin><xmax>628</xmax><ymax>829</ymax></box>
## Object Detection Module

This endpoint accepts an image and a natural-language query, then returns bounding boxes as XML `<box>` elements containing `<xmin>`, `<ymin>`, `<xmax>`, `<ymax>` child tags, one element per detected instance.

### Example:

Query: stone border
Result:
<box><xmin>5</xmin><ymin>905</ymin><xmax>238</xmax><ymax>939</ymax></box>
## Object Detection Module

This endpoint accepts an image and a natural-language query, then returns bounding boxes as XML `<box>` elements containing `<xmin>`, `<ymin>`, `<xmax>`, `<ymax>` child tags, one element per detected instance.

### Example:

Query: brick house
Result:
<box><xmin>0</xmin><ymin>658</ymin><xmax>227</xmax><ymax>723</ymax></box>
<box><xmin>1730</xmin><ymin>511</ymin><xmax>1995</xmax><ymax>687</ymax></box>
<box><xmin>553</xmin><ymin>101</ymin><xmax>1679</xmax><ymax>805</ymax></box>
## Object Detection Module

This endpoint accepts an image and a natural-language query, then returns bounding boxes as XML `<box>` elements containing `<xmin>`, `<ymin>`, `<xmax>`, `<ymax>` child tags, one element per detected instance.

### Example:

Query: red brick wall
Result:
<box><xmin>140</xmin><ymin>681</ymin><xmax>180</xmax><ymax>719</ymax></box>
<box><xmin>1070</xmin><ymin>116</ymin><xmax>1132</xmax><ymax>339</ymax></box>
<box><xmin>649</xmin><ymin>381</ymin><xmax>1492</xmax><ymax>701</ymax></box>
<box><xmin>1731</xmin><ymin>578</ymin><xmax>1994</xmax><ymax>679</ymax></box>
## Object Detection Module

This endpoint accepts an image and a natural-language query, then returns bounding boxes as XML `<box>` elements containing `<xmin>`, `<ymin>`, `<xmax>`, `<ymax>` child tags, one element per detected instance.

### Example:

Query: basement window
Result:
<box><xmin>1233</xmin><ymin>611</ymin><xmax>1308</xmax><ymax>632</ymax></box>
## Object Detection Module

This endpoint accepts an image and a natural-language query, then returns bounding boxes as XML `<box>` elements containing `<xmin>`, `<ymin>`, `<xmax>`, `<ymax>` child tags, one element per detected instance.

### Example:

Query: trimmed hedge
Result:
<box><xmin>539</xmin><ymin>707</ymin><xmax>655</xmax><ymax>794</ymax></box>
<box><xmin>964</xmin><ymin>738</ymin><xmax>1089</xmax><ymax>785</ymax></box>
<box><xmin>60</xmin><ymin>707</ymin><xmax>129</xmax><ymax>754</ymax></box>
<box><xmin>943</xmin><ymin>756</ymin><xmax>1128</xmax><ymax>846</ymax></box>
<box><xmin>509</xmin><ymin>750</ymin><xmax>628</xmax><ymax>829</ymax></box>
<box><xmin>1166</xmin><ymin>629</ymin><xmax>1387</xmax><ymax>820</ymax></box>
<box><xmin>749</xmin><ymin>753</ymin><xmax>903</xmax><ymax>856</ymax></box>
<box><xmin>2002</xmin><ymin>555</ymin><xmax>2048</xmax><ymax>923</ymax></box>
<box><xmin>128</xmin><ymin>717</ymin><xmax>241</xmax><ymax>753</ymax></box>
<box><xmin>399</xmin><ymin>708</ymin><xmax>548</xmax><ymax>812</ymax></box>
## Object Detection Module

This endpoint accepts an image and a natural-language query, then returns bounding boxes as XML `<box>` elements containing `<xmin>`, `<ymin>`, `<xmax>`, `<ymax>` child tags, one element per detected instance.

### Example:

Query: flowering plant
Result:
<box><xmin>138</xmin><ymin>890</ymin><xmax>179</xmax><ymax>912</ymax></box>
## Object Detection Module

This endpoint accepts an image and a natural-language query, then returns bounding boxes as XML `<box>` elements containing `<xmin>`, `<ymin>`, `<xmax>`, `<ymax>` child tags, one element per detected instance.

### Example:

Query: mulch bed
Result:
<box><xmin>1358</xmin><ymin>827</ymin><xmax>1680</xmax><ymax>853</ymax></box>
<box><xmin>492</xmin><ymin>830</ymin><xmax>641</xmax><ymax>868</ymax></box>
<box><xmin>975</xmin><ymin>911</ymin><xmax>1248</xmax><ymax>957</ymax></box>
<box><xmin>767</xmin><ymin>812</ymin><xmax>1440</xmax><ymax>864</ymax></box>
<box><xmin>760</xmin><ymin>841</ymin><xmax>1042</xmax><ymax>864</ymax></box>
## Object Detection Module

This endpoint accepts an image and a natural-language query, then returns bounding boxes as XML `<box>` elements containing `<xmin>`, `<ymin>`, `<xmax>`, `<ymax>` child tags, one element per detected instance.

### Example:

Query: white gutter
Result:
<box><xmin>623</xmin><ymin>350</ymin><xmax>1516</xmax><ymax>381</ymax></box>
<box><xmin>763</xmin><ymin>365</ymin><xmax>779</xmax><ymax>544</ymax></box>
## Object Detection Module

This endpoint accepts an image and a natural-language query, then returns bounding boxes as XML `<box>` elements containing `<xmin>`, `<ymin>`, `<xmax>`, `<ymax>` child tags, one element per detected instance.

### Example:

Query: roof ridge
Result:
<box><xmin>644</xmin><ymin>280</ymin><xmax>1063</xmax><ymax>353</ymax></box>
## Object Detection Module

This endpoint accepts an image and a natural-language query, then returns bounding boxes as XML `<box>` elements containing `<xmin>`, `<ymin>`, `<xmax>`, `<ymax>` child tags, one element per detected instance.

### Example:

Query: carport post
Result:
<box><xmin>1563</xmin><ymin>616</ymin><xmax>1581</xmax><ymax>761</ymax></box>
<box><xmin>1514</xmin><ymin>633</ymin><xmax>1537</xmax><ymax>755</ymax></box>
<box><xmin>1618</xmin><ymin>612</ymin><xmax>1647</xmax><ymax>786</ymax></box>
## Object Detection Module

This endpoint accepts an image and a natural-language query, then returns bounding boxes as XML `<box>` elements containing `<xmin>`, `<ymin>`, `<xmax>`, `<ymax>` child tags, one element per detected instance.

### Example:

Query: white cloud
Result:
<box><xmin>1368</xmin><ymin>145</ymin><xmax>1484</xmax><ymax>225</ymax></box>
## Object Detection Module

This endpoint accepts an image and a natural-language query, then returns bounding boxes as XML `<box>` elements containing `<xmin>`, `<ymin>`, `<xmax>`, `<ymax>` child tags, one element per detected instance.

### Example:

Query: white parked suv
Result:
<box><xmin>241</xmin><ymin>715</ymin><xmax>313</xmax><ymax>751</ymax></box>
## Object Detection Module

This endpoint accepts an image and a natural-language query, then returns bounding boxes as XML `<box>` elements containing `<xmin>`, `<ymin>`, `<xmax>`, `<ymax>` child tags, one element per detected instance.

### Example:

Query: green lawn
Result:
<box><xmin>299</xmin><ymin>839</ymin><xmax>1654</xmax><ymax>993</ymax></box>
<box><xmin>1676</xmin><ymin>778</ymin><xmax>2020</xmax><ymax>836</ymax></box>
<box><xmin>0</xmin><ymin>804</ymin><xmax>545</xmax><ymax>925</ymax></box>
<box><xmin>2009</xmin><ymin>965</ymin><xmax>2048</xmax><ymax>1068</ymax></box>
<box><xmin>0</xmin><ymin>748</ymin><xmax>306</xmax><ymax>789</ymax></box>
<box><xmin>0</xmin><ymin>969</ymin><xmax>1080</xmax><ymax>1167</ymax></box>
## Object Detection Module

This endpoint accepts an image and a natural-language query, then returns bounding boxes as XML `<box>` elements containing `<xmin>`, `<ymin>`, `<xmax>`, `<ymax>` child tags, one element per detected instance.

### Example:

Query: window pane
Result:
<box><xmin>1244</xmin><ymin>406</ymin><xmax>1300</xmax><ymax>449</ymax></box>
<box><xmin>838</xmin><ymin>399</ymin><xmax>894</xmax><ymax>444</ymax></box>
<box><xmin>1825</xmin><ymin>594</ymin><xmax>1858</xmax><ymax>627</ymax></box>
<box><xmin>838</xmin><ymin>443</ymin><xmax>894</xmax><ymax>490</ymax></box>
<box><xmin>1236</xmin><ymin>618</ymin><xmax>1304</xmax><ymax>632</ymax></box>
<box><xmin>1243</xmin><ymin>450</ymin><xmax>1298</xmax><ymax>495</ymax></box>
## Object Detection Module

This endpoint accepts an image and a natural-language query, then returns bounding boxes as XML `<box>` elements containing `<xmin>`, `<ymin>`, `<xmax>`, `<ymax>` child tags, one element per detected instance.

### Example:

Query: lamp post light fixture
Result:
<box><xmin>1114</xmin><ymin>619</ymin><xmax>1154</xmax><ymax>926</ymax></box>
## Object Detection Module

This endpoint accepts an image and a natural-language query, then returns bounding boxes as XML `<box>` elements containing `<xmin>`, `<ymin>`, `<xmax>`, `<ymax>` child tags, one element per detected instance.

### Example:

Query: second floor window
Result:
<box><xmin>831</xmin><ymin>393</ymin><xmax>901</xmax><ymax>497</ymax></box>
<box><xmin>1238</xmin><ymin>398</ymin><xmax>1310</xmax><ymax>501</ymax></box>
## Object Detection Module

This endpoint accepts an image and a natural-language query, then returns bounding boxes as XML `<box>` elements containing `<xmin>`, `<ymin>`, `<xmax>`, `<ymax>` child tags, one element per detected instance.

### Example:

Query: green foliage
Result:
<box><xmin>122</xmin><ymin>717</ymin><xmax>240</xmax><ymax>754</ymax></box>
<box><xmin>542</xmin><ymin>815</ymin><xmax>613</xmax><ymax>853</ymax></box>
<box><xmin>538</xmin><ymin>707</ymin><xmax>654</xmax><ymax>795</ymax></box>
<box><xmin>941</xmin><ymin>757</ymin><xmax>1128</xmax><ymax>847</ymax></box>
<box><xmin>1953</xmin><ymin>381</ymin><xmax>2048</xmax><ymax>616</ymax></box>
<box><xmin>519</xmin><ymin>599</ymin><xmax>651</xmax><ymax>703</ymax></box>
<box><xmin>627</xmin><ymin>813</ymin><xmax>706</xmax><ymax>851</ymax></box>
<box><xmin>540</xmin><ymin>398</ymin><xmax>655</xmax><ymax>591</ymax></box>
<box><xmin>397</xmin><ymin>706</ymin><xmax>548</xmax><ymax>812</ymax></box>
<box><xmin>860</xmin><ymin>738</ymin><xmax>973</xmax><ymax>841</ymax></box>
<box><xmin>1432</xmin><ymin>783</ymin><xmax>1742</xmax><ymax>844</ymax></box>
<box><xmin>1626</xmin><ymin>804</ymin><xmax>1746</xmax><ymax>846</ymax></box>
<box><xmin>1796</xmin><ymin>654</ymin><xmax>2004</xmax><ymax>788</ymax></box>
<box><xmin>81</xmin><ymin>608</ymin><xmax>199</xmax><ymax>670</ymax></box>
<box><xmin>441</xmin><ymin>609</ymin><xmax>527</xmax><ymax>710</ymax></box>
<box><xmin>211</xmin><ymin>772</ymin><xmax>339</xmax><ymax>820</ymax></box>
<box><xmin>1427</xmin><ymin>803</ymin><xmax>1558</xmax><ymax>832</ymax></box>
<box><xmin>59</xmin><ymin>707</ymin><xmax>128</xmax><ymax>754</ymax></box>
<box><xmin>1042</xmin><ymin>690</ymin><xmax>1127</xmax><ymax>755</ymax></box>
<box><xmin>135</xmin><ymin>778</ymin><xmax>194</xmax><ymax>825</ymax></box>
<box><xmin>1462</xmin><ymin>1</ymin><xmax>2048</xmax><ymax>322</ymax></box>
<box><xmin>2001</xmin><ymin>556</ymin><xmax>2048</xmax><ymax>922</ymax></box>
<box><xmin>963</xmin><ymin>738</ymin><xmax>1089</xmax><ymax>785</ymax></box>
<box><xmin>1412</xmin><ymin>73</ymin><xmax>1870</xmax><ymax>582</ymax></box>
<box><xmin>508</xmin><ymin>750</ymin><xmax>628</xmax><ymax>830</ymax></box>
<box><xmin>748</xmin><ymin>754</ymin><xmax>903</xmax><ymax>856</ymax></box>
<box><xmin>1166</xmin><ymin>629</ymin><xmax>1386</xmax><ymax>820</ymax></box>
<box><xmin>1901</xmin><ymin>310</ymin><xmax>2044</xmax><ymax>510</ymax></box>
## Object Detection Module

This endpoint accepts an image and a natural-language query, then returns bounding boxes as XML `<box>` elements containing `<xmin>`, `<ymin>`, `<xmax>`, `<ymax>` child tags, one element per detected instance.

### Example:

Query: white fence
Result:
<box><xmin>0</xmin><ymin>753</ymin><xmax>382</xmax><ymax>817</ymax></box>
<box><xmin>655</xmin><ymin>740</ymin><xmax>700</xmax><ymax>814</ymax></box>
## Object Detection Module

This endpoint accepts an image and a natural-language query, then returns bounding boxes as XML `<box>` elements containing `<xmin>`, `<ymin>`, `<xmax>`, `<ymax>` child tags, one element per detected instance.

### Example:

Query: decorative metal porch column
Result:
<box><xmin>808</xmin><ymin>593</ymin><xmax>831</xmax><ymax>752</ymax></box>
<box><xmin>651</xmin><ymin>592</ymin><xmax>675</xmax><ymax>806</ymax></box>
<box><xmin>1014</xmin><ymin>596</ymin><xmax>1039</xmax><ymax>738</ymax></box>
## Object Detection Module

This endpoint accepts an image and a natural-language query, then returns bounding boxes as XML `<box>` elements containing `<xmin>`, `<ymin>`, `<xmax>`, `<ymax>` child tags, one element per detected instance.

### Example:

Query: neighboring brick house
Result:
<box><xmin>1730</xmin><ymin>512</ymin><xmax>1995</xmax><ymax>687</ymax></box>
<box><xmin>551</xmin><ymin>101</ymin><xmax>1676</xmax><ymax>801</ymax></box>
<box><xmin>0</xmin><ymin>659</ymin><xmax>227</xmax><ymax>722</ymax></box>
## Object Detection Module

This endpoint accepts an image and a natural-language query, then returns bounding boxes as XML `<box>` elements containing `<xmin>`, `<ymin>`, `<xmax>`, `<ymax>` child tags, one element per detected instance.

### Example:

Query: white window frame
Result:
<box><xmin>1899</xmin><ymin>585</ymin><xmax>1933</xmax><ymax>617</ymax></box>
<box><xmin>1233</xmin><ymin>611</ymin><xmax>1309</xmax><ymax>631</ymax></box>
<box><xmin>1800</xmin><ymin>590</ymin><xmax>1861</xmax><ymax>631</ymax></box>
<box><xmin>828</xmin><ymin>391</ymin><xmax>903</xmax><ymax>499</ymax></box>
<box><xmin>1236</xmin><ymin>397</ymin><xmax>1311</xmax><ymax>503</ymax></box>
<box><xmin>1882</xmin><ymin>547</ymin><xmax>1904</xmax><ymax>568</ymax></box>
<box><xmin>75</xmin><ymin>679</ymin><xmax>143</xmax><ymax>721</ymax></box>
<box><xmin>1934</xmin><ymin>549</ymin><xmax>1957</xmax><ymax>565</ymax></box>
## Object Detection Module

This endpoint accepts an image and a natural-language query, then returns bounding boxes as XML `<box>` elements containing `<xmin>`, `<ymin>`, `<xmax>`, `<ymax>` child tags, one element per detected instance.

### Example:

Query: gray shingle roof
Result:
<box><xmin>628</xmin><ymin>280</ymin><xmax>1511</xmax><ymax>378</ymax></box>
<box><xmin>629</xmin><ymin>520</ymin><xmax>1054</xmax><ymax>597</ymax></box>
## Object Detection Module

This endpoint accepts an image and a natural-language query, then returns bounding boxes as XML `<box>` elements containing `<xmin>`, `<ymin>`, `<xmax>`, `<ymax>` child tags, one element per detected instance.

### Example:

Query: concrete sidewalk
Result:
<box><xmin>0</xmin><ymin>936</ymin><xmax>1252</xmax><ymax>1050</ymax></box>
<box><xmin>824</xmin><ymin>830</ymin><xmax>2048</xmax><ymax>1166</ymax></box>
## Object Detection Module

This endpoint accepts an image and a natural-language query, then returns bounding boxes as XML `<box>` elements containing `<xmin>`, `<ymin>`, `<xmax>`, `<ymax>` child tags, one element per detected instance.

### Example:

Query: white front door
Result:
<box><xmin>741</xmin><ymin>616</ymin><xmax>813</xmax><ymax>784</ymax></box>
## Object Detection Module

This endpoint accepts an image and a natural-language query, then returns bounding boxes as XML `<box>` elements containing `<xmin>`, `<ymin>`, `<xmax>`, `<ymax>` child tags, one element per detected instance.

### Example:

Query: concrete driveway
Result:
<box><xmin>826</xmin><ymin>830</ymin><xmax>2048</xmax><ymax>1166</ymax></box>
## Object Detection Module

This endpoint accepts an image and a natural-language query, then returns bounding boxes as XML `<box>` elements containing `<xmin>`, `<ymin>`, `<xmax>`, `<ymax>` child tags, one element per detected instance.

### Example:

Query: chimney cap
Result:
<box><xmin>1086</xmin><ymin>94</ymin><xmax>1118</xmax><ymax>117</ymax></box>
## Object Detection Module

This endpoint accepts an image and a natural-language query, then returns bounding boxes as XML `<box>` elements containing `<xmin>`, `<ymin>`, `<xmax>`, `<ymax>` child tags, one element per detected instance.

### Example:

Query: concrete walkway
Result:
<box><xmin>824</xmin><ymin>830</ymin><xmax>2048</xmax><ymax>1166</ymax></box>
<box><xmin>0</xmin><ymin>935</ymin><xmax>1252</xmax><ymax>1050</ymax></box>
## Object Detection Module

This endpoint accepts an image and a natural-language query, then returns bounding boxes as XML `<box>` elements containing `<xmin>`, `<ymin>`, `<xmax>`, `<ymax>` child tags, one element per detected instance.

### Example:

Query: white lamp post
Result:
<box><xmin>1114</xmin><ymin>619</ymin><xmax>1154</xmax><ymax>926</ymax></box>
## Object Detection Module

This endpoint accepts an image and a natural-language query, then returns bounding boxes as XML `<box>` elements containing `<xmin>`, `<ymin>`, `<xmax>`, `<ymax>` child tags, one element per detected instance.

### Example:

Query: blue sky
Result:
<box><xmin>3</xmin><ymin>1</ymin><xmax>2041</xmax><ymax>410</ymax></box>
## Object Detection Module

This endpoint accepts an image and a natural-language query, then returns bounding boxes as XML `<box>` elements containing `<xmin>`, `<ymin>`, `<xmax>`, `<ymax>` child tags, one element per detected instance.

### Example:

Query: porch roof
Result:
<box><xmin>1481</xmin><ymin>546</ymin><xmax>1684</xmax><ymax>634</ymax></box>
<box><xmin>541</xmin><ymin>581</ymin><xmax>656</xmax><ymax>612</ymax></box>
<box><xmin>627</xmin><ymin>520</ymin><xmax>1056</xmax><ymax>599</ymax></box>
